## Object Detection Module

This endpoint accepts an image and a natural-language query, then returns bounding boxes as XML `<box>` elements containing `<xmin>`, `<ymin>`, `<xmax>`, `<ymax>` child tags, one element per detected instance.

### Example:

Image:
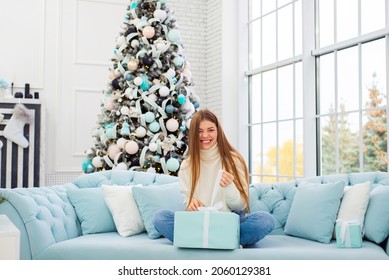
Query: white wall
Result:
<box><xmin>0</xmin><ymin>0</ymin><xmax>240</xmax><ymax>184</ymax></box>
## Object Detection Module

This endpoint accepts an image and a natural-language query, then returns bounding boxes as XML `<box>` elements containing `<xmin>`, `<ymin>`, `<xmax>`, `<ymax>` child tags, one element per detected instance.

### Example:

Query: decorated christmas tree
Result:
<box><xmin>82</xmin><ymin>0</ymin><xmax>200</xmax><ymax>176</ymax></box>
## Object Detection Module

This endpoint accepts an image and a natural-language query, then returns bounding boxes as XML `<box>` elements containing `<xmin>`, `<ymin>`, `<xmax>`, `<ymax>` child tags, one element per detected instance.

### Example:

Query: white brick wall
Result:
<box><xmin>169</xmin><ymin>0</ymin><xmax>208</xmax><ymax>107</ymax></box>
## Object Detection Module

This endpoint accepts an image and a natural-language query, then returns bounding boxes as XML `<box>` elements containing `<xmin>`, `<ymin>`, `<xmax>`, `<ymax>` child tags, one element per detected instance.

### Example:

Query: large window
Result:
<box><xmin>244</xmin><ymin>0</ymin><xmax>389</xmax><ymax>182</ymax></box>
<box><xmin>316</xmin><ymin>0</ymin><xmax>387</xmax><ymax>174</ymax></box>
<box><xmin>247</xmin><ymin>0</ymin><xmax>303</xmax><ymax>183</ymax></box>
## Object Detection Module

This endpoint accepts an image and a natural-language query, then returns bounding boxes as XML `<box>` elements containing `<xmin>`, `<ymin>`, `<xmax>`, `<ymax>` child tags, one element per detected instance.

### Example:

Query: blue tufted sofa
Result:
<box><xmin>0</xmin><ymin>170</ymin><xmax>389</xmax><ymax>260</ymax></box>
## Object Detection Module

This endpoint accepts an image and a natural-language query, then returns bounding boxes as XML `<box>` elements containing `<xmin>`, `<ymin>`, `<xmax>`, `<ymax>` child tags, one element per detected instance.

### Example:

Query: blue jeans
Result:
<box><xmin>152</xmin><ymin>209</ymin><xmax>275</xmax><ymax>247</ymax></box>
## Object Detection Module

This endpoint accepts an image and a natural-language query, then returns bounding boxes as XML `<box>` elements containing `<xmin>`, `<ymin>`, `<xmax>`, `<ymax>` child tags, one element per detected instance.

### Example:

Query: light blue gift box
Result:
<box><xmin>173</xmin><ymin>210</ymin><xmax>240</xmax><ymax>249</ymax></box>
<box><xmin>335</xmin><ymin>221</ymin><xmax>363</xmax><ymax>248</ymax></box>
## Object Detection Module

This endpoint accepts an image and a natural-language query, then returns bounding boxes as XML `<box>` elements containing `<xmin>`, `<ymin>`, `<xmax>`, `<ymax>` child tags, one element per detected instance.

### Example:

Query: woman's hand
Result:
<box><xmin>186</xmin><ymin>198</ymin><xmax>204</xmax><ymax>211</ymax></box>
<box><xmin>219</xmin><ymin>170</ymin><xmax>234</xmax><ymax>188</ymax></box>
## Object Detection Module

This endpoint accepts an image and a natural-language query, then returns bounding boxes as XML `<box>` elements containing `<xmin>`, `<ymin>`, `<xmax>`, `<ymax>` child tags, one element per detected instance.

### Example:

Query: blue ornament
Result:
<box><xmin>180</xmin><ymin>125</ymin><xmax>186</xmax><ymax>132</ymax></box>
<box><xmin>144</xmin><ymin>112</ymin><xmax>155</xmax><ymax>123</ymax></box>
<box><xmin>193</xmin><ymin>101</ymin><xmax>200</xmax><ymax>108</ymax></box>
<box><xmin>177</xmin><ymin>93</ymin><xmax>186</xmax><ymax>105</ymax></box>
<box><xmin>125</xmin><ymin>72</ymin><xmax>133</xmax><ymax>81</ymax></box>
<box><xmin>121</xmin><ymin>121</ymin><xmax>130</xmax><ymax>136</ymax></box>
<box><xmin>166</xmin><ymin>104</ymin><xmax>175</xmax><ymax>114</ymax></box>
<box><xmin>82</xmin><ymin>158</ymin><xmax>92</xmax><ymax>172</ymax></box>
<box><xmin>149</xmin><ymin>121</ymin><xmax>160</xmax><ymax>133</ymax></box>
<box><xmin>166</xmin><ymin>157</ymin><xmax>180</xmax><ymax>172</ymax></box>
<box><xmin>167</xmin><ymin>29</ymin><xmax>180</xmax><ymax>43</ymax></box>
<box><xmin>171</xmin><ymin>77</ymin><xmax>177</xmax><ymax>84</ymax></box>
<box><xmin>141</xmin><ymin>75</ymin><xmax>150</xmax><ymax>91</ymax></box>
<box><xmin>173</xmin><ymin>56</ymin><xmax>184</xmax><ymax>67</ymax></box>
<box><xmin>130</xmin><ymin>2</ymin><xmax>137</xmax><ymax>9</ymax></box>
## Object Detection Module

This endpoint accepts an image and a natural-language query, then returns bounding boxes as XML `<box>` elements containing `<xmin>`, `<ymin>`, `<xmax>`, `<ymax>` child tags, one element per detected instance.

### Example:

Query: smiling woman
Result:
<box><xmin>152</xmin><ymin>109</ymin><xmax>275</xmax><ymax>247</ymax></box>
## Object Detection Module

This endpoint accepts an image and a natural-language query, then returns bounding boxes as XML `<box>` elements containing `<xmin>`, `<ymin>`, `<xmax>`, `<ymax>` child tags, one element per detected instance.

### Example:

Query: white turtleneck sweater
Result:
<box><xmin>178</xmin><ymin>144</ymin><xmax>248</xmax><ymax>212</ymax></box>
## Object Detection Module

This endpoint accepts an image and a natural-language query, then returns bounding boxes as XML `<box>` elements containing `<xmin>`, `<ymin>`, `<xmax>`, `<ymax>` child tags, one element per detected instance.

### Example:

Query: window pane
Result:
<box><xmin>262</xmin><ymin>0</ymin><xmax>276</xmax><ymax>15</ymax></box>
<box><xmin>320</xmin><ymin>115</ymin><xmax>337</xmax><ymax>175</ymax></box>
<box><xmin>295</xmin><ymin>62</ymin><xmax>303</xmax><ymax>118</ymax></box>
<box><xmin>338</xmin><ymin>112</ymin><xmax>360</xmax><ymax>173</ymax></box>
<box><xmin>263</xmin><ymin>122</ymin><xmax>277</xmax><ymax>176</ymax></box>
<box><xmin>319</xmin><ymin>0</ymin><xmax>334</xmax><ymax>47</ymax></box>
<box><xmin>361</xmin><ymin>0</ymin><xmax>385</xmax><ymax>35</ymax></box>
<box><xmin>338</xmin><ymin>47</ymin><xmax>359</xmax><ymax>112</ymax></box>
<box><xmin>262</xmin><ymin>70</ymin><xmax>276</xmax><ymax>122</ymax></box>
<box><xmin>250</xmin><ymin>19</ymin><xmax>261</xmax><ymax>69</ymax></box>
<box><xmin>337</xmin><ymin>0</ymin><xmax>358</xmax><ymax>42</ymax></box>
<box><xmin>319</xmin><ymin>53</ymin><xmax>335</xmax><ymax>115</ymax></box>
<box><xmin>278</xmin><ymin>5</ymin><xmax>293</xmax><ymax>61</ymax></box>
<box><xmin>250</xmin><ymin>0</ymin><xmax>261</xmax><ymax>20</ymax></box>
<box><xmin>262</xmin><ymin>13</ymin><xmax>276</xmax><ymax>65</ymax></box>
<box><xmin>278</xmin><ymin>65</ymin><xmax>294</xmax><ymax>120</ymax></box>
<box><xmin>278</xmin><ymin>120</ymin><xmax>294</xmax><ymax>176</ymax></box>
<box><xmin>362</xmin><ymin>39</ymin><xmax>386</xmax><ymax>110</ymax></box>
<box><xmin>363</xmin><ymin>110</ymin><xmax>387</xmax><ymax>172</ymax></box>
<box><xmin>250</xmin><ymin>124</ymin><xmax>262</xmax><ymax>175</ymax></box>
<box><xmin>294</xmin><ymin>0</ymin><xmax>302</xmax><ymax>56</ymax></box>
<box><xmin>278</xmin><ymin>0</ymin><xmax>293</xmax><ymax>7</ymax></box>
<box><xmin>251</xmin><ymin>74</ymin><xmax>262</xmax><ymax>123</ymax></box>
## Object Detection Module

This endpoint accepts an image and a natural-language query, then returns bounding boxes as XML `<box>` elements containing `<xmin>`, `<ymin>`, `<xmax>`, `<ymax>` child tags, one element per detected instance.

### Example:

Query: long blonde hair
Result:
<box><xmin>185</xmin><ymin>109</ymin><xmax>250</xmax><ymax>212</ymax></box>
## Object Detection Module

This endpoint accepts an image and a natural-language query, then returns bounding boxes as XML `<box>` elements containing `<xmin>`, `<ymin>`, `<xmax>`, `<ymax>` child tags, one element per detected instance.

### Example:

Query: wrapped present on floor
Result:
<box><xmin>173</xmin><ymin>210</ymin><xmax>240</xmax><ymax>249</ymax></box>
<box><xmin>335</xmin><ymin>219</ymin><xmax>363</xmax><ymax>248</ymax></box>
<box><xmin>173</xmin><ymin>170</ymin><xmax>240</xmax><ymax>249</ymax></box>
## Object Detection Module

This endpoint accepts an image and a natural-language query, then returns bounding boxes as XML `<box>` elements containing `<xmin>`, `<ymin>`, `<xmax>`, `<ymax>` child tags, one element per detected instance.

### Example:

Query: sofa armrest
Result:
<box><xmin>0</xmin><ymin>184</ymin><xmax>81</xmax><ymax>259</ymax></box>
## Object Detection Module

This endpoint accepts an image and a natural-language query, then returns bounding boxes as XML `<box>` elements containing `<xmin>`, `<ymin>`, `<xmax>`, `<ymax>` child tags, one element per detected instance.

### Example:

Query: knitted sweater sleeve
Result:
<box><xmin>222</xmin><ymin>159</ymin><xmax>248</xmax><ymax>211</ymax></box>
<box><xmin>178</xmin><ymin>159</ymin><xmax>191</xmax><ymax>205</ymax></box>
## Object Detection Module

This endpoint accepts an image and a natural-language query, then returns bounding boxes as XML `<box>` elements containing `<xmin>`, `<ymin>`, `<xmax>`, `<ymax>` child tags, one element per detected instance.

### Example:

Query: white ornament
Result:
<box><xmin>159</xmin><ymin>86</ymin><xmax>170</xmax><ymax>97</ymax></box>
<box><xmin>135</xmin><ymin>126</ymin><xmax>147</xmax><ymax>138</ymax></box>
<box><xmin>92</xmin><ymin>156</ymin><xmax>103</xmax><ymax>168</ymax></box>
<box><xmin>116</xmin><ymin>137</ymin><xmax>127</xmax><ymax>149</ymax></box>
<box><xmin>131</xmin><ymin>39</ymin><xmax>140</xmax><ymax>48</ymax></box>
<box><xmin>116</xmin><ymin>36</ymin><xmax>126</xmax><ymax>47</ymax></box>
<box><xmin>166</xmin><ymin>69</ymin><xmax>176</xmax><ymax>78</ymax></box>
<box><xmin>154</xmin><ymin>9</ymin><xmax>167</xmax><ymax>21</ymax></box>
<box><xmin>116</xmin><ymin>162</ymin><xmax>128</xmax><ymax>170</ymax></box>
<box><xmin>125</xmin><ymin>140</ymin><xmax>139</xmax><ymax>154</ymax></box>
<box><xmin>120</xmin><ymin>106</ymin><xmax>130</xmax><ymax>115</ymax></box>
<box><xmin>149</xmin><ymin>142</ymin><xmax>158</xmax><ymax>152</ymax></box>
<box><xmin>149</xmin><ymin>93</ymin><xmax>157</xmax><ymax>102</ymax></box>
<box><xmin>166</xmin><ymin>118</ymin><xmax>179</xmax><ymax>132</ymax></box>
<box><xmin>134</xmin><ymin>77</ymin><xmax>143</xmax><ymax>86</ymax></box>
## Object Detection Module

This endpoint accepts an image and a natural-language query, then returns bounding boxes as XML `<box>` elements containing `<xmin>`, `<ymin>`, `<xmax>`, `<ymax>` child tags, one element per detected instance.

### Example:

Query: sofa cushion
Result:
<box><xmin>34</xmin><ymin>232</ymin><xmax>388</xmax><ymax>260</ymax></box>
<box><xmin>101</xmin><ymin>184</ymin><xmax>145</xmax><ymax>237</ymax></box>
<box><xmin>336</xmin><ymin>182</ymin><xmax>371</xmax><ymax>224</ymax></box>
<box><xmin>284</xmin><ymin>181</ymin><xmax>345</xmax><ymax>243</ymax></box>
<box><xmin>364</xmin><ymin>185</ymin><xmax>389</xmax><ymax>243</ymax></box>
<box><xmin>132</xmin><ymin>182</ymin><xmax>185</xmax><ymax>239</ymax></box>
<box><xmin>67</xmin><ymin>188</ymin><xmax>116</xmax><ymax>235</ymax></box>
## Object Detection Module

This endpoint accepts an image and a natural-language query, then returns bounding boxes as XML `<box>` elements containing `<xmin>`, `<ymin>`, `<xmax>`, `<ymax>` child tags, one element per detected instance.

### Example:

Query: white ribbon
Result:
<box><xmin>336</xmin><ymin>219</ymin><xmax>361</xmax><ymax>247</ymax></box>
<box><xmin>197</xmin><ymin>170</ymin><xmax>224</xmax><ymax>248</ymax></box>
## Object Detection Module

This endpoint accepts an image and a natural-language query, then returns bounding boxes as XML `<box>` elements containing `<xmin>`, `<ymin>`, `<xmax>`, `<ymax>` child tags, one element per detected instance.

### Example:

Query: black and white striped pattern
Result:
<box><xmin>0</xmin><ymin>100</ymin><xmax>41</xmax><ymax>188</ymax></box>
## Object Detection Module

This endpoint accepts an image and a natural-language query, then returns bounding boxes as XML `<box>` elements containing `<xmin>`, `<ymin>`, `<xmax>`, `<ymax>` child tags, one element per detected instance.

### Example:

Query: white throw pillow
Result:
<box><xmin>337</xmin><ymin>181</ymin><xmax>371</xmax><ymax>224</ymax></box>
<box><xmin>101</xmin><ymin>184</ymin><xmax>145</xmax><ymax>237</ymax></box>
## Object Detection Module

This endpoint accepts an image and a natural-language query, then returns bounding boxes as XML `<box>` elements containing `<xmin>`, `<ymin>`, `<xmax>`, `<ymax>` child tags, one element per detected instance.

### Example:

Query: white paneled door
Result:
<box><xmin>57</xmin><ymin>0</ymin><xmax>127</xmax><ymax>171</ymax></box>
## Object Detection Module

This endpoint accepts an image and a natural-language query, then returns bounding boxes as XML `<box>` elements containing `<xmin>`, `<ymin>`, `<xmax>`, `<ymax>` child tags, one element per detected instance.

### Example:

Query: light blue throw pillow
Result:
<box><xmin>132</xmin><ymin>182</ymin><xmax>185</xmax><ymax>239</ymax></box>
<box><xmin>364</xmin><ymin>186</ymin><xmax>389</xmax><ymax>244</ymax></box>
<box><xmin>67</xmin><ymin>188</ymin><xmax>116</xmax><ymax>235</ymax></box>
<box><xmin>284</xmin><ymin>181</ymin><xmax>345</xmax><ymax>243</ymax></box>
